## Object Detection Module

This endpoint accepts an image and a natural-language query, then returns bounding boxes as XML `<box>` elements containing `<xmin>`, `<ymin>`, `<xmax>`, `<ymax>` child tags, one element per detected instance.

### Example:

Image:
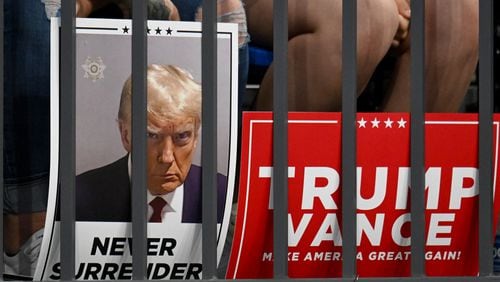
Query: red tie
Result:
<box><xmin>149</xmin><ymin>197</ymin><xmax>167</xmax><ymax>222</ymax></box>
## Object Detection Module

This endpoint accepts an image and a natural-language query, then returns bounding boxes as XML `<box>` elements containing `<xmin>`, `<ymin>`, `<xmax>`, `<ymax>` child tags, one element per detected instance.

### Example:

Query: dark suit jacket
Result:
<box><xmin>74</xmin><ymin>156</ymin><xmax>228</xmax><ymax>223</ymax></box>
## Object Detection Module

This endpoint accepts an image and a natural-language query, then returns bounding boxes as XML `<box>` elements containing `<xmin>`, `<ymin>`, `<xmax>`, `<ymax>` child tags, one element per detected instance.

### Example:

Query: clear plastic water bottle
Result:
<box><xmin>41</xmin><ymin>0</ymin><xmax>61</xmax><ymax>19</ymax></box>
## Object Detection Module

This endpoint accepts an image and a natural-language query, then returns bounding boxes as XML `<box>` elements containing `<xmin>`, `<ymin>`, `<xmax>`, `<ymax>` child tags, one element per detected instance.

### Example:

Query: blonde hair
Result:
<box><xmin>118</xmin><ymin>64</ymin><xmax>201</xmax><ymax>130</ymax></box>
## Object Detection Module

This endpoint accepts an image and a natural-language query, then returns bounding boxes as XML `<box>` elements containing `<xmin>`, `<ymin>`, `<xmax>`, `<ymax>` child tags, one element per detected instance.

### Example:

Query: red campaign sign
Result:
<box><xmin>226</xmin><ymin>112</ymin><xmax>500</xmax><ymax>278</ymax></box>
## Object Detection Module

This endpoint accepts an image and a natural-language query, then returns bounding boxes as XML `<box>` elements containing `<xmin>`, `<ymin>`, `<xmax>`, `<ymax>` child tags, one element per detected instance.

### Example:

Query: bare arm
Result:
<box><xmin>195</xmin><ymin>0</ymin><xmax>247</xmax><ymax>45</ymax></box>
<box><xmin>392</xmin><ymin>0</ymin><xmax>411</xmax><ymax>47</ymax></box>
<box><xmin>146</xmin><ymin>0</ymin><xmax>180</xmax><ymax>20</ymax></box>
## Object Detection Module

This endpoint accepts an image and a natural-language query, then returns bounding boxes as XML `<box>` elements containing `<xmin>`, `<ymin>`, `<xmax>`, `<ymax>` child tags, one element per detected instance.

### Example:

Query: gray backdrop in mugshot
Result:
<box><xmin>76</xmin><ymin>33</ymin><xmax>233</xmax><ymax>175</ymax></box>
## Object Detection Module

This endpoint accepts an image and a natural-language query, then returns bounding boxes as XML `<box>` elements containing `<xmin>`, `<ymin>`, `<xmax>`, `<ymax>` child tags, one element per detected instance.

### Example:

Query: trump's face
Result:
<box><xmin>118</xmin><ymin>114</ymin><xmax>199</xmax><ymax>195</ymax></box>
<box><xmin>145</xmin><ymin>114</ymin><xmax>198</xmax><ymax>195</ymax></box>
<box><xmin>119</xmin><ymin>66</ymin><xmax>201</xmax><ymax>195</ymax></box>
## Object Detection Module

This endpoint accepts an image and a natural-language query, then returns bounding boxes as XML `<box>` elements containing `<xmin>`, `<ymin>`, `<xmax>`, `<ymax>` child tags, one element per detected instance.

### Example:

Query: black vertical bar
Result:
<box><xmin>131</xmin><ymin>0</ymin><xmax>148</xmax><ymax>280</ymax></box>
<box><xmin>410</xmin><ymin>0</ymin><xmax>425</xmax><ymax>277</ymax></box>
<box><xmin>479</xmin><ymin>0</ymin><xmax>494</xmax><ymax>276</ymax></box>
<box><xmin>0</xmin><ymin>0</ymin><xmax>4</xmax><ymax>275</ymax></box>
<box><xmin>273</xmin><ymin>0</ymin><xmax>288</xmax><ymax>279</ymax></box>
<box><xmin>342</xmin><ymin>0</ymin><xmax>357</xmax><ymax>278</ymax></box>
<box><xmin>60</xmin><ymin>0</ymin><xmax>76</xmax><ymax>280</ymax></box>
<box><xmin>201</xmin><ymin>0</ymin><xmax>218</xmax><ymax>279</ymax></box>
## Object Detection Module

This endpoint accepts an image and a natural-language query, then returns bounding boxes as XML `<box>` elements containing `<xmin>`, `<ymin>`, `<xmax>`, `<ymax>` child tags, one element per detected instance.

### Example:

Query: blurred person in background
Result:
<box><xmin>245</xmin><ymin>0</ymin><xmax>478</xmax><ymax>113</ymax></box>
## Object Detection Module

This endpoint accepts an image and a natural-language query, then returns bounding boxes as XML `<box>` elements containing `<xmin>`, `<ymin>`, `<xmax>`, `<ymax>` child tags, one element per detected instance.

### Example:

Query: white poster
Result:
<box><xmin>34</xmin><ymin>18</ymin><xmax>238</xmax><ymax>280</ymax></box>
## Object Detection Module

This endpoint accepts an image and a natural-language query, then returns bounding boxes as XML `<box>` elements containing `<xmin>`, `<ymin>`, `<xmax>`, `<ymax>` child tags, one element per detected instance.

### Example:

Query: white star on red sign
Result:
<box><xmin>358</xmin><ymin>118</ymin><xmax>367</xmax><ymax>128</ymax></box>
<box><xmin>397</xmin><ymin>118</ymin><xmax>407</xmax><ymax>128</ymax></box>
<box><xmin>371</xmin><ymin>118</ymin><xmax>380</xmax><ymax>128</ymax></box>
<box><xmin>384</xmin><ymin>118</ymin><xmax>393</xmax><ymax>128</ymax></box>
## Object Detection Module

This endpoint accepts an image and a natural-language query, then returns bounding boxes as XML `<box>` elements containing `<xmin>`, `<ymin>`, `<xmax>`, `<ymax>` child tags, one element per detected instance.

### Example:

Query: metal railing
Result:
<box><xmin>0</xmin><ymin>0</ymin><xmax>497</xmax><ymax>281</ymax></box>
